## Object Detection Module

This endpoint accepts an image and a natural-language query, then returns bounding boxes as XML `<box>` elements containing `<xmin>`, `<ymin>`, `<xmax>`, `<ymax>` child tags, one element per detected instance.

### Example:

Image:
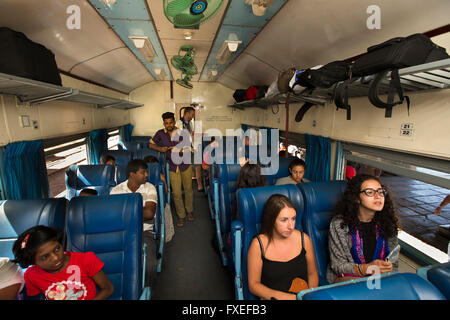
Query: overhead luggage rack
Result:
<box><xmin>229</xmin><ymin>92</ymin><xmax>328</xmax><ymax>110</ymax></box>
<box><xmin>229</xmin><ymin>58</ymin><xmax>450</xmax><ymax>109</ymax></box>
<box><xmin>0</xmin><ymin>72</ymin><xmax>143</xmax><ymax>110</ymax></box>
<box><xmin>313</xmin><ymin>58</ymin><xmax>450</xmax><ymax>99</ymax></box>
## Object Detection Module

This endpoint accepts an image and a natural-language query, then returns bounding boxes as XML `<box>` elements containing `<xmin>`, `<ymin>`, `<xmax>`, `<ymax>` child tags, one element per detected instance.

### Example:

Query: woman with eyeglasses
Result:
<box><xmin>326</xmin><ymin>174</ymin><xmax>400</xmax><ymax>284</ymax></box>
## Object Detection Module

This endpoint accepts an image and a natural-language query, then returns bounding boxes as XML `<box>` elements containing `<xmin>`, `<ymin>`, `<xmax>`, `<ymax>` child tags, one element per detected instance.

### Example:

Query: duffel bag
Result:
<box><xmin>0</xmin><ymin>27</ymin><xmax>61</xmax><ymax>86</ymax></box>
<box><xmin>295</xmin><ymin>60</ymin><xmax>351</xmax><ymax>89</ymax></box>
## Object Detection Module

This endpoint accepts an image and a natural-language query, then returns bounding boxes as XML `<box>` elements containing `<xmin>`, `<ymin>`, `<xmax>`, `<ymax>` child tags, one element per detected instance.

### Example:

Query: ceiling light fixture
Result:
<box><xmin>245</xmin><ymin>0</ymin><xmax>275</xmax><ymax>16</ymax></box>
<box><xmin>184</xmin><ymin>31</ymin><xmax>192</xmax><ymax>40</ymax></box>
<box><xmin>207</xmin><ymin>69</ymin><xmax>218</xmax><ymax>80</ymax></box>
<box><xmin>216</xmin><ymin>33</ymin><xmax>242</xmax><ymax>64</ymax></box>
<box><xmin>153</xmin><ymin>68</ymin><xmax>166</xmax><ymax>80</ymax></box>
<box><xmin>101</xmin><ymin>0</ymin><xmax>116</xmax><ymax>6</ymax></box>
<box><xmin>129</xmin><ymin>36</ymin><xmax>157</xmax><ymax>63</ymax></box>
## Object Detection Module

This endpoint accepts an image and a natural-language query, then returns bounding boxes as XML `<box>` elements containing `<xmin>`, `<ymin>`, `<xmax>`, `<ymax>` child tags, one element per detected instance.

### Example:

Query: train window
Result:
<box><xmin>343</xmin><ymin>142</ymin><xmax>450</xmax><ymax>261</ymax></box>
<box><xmin>44</xmin><ymin>136</ymin><xmax>88</xmax><ymax>198</ymax></box>
<box><xmin>107</xmin><ymin>129</ymin><xmax>119</xmax><ymax>150</ymax></box>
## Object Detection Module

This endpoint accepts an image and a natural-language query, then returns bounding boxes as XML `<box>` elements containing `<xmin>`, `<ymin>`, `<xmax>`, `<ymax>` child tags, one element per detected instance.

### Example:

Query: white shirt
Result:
<box><xmin>0</xmin><ymin>258</ymin><xmax>24</xmax><ymax>293</ymax></box>
<box><xmin>110</xmin><ymin>180</ymin><xmax>158</xmax><ymax>231</ymax></box>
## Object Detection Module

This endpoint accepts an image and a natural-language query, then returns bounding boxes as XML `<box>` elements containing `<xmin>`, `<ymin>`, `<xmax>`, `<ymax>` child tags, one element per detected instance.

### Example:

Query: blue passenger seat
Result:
<box><xmin>65</xmin><ymin>164</ymin><xmax>116</xmax><ymax>200</ymax></box>
<box><xmin>101</xmin><ymin>150</ymin><xmax>133</xmax><ymax>184</ymax></box>
<box><xmin>65</xmin><ymin>193</ymin><xmax>150</xmax><ymax>300</ymax></box>
<box><xmin>298</xmin><ymin>181</ymin><xmax>347</xmax><ymax>285</ymax></box>
<box><xmin>417</xmin><ymin>262</ymin><xmax>450</xmax><ymax>299</ymax></box>
<box><xmin>232</xmin><ymin>184</ymin><xmax>304</xmax><ymax>300</ymax></box>
<box><xmin>298</xmin><ymin>273</ymin><xmax>446</xmax><ymax>300</ymax></box>
<box><xmin>0</xmin><ymin>198</ymin><xmax>67</xmax><ymax>260</ymax></box>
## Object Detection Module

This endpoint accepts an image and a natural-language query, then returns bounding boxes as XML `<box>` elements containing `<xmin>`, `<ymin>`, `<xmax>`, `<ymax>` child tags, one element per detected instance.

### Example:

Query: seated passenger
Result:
<box><xmin>0</xmin><ymin>257</ymin><xmax>24</xmax><ymax>300</ymax></box>
<box><xmin>236</xmin><ymin>163</ymin><xmax>267</xmax><ymax>190</ymax></box>
<box><xmin>99</xmin><ymin>154</ymin><xmax>116</xmax><ymax>166</ymax></box>
<box><xmin>12</xmin><ymin>226</ymin><xmax>113</xmax><ymax>300</ymax></box>
<box><xmin>110</xmin><ymin>159</ymin><xmax>158</xmax><ymax>286</ymax></box>
<box><xmin>275</xmin><ymin>158</ymin><xmax>308</xmax><ymax>185</ymax></box>
<box><xmin>110</xmin><ymin>159</ymin><xmax>157</xmax><ymax>230</ymax></box>
<box><xmin>247</xmin><ymin>195</ymin><xmax>319</xmax><ymax>300</ymax></box>
<box><xmin>326</xmin><ymin>174</ymin><xmax>400</xmax><ymax>284</ymax></box>
<box><xmin>79</xmin><ymin>188</ymin><xmax>98</xmax><ymax>197</ymax></box>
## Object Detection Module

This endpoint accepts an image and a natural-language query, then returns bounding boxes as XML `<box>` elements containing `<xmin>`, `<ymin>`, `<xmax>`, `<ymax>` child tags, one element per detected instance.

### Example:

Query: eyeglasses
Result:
<box><xmin>360</xmin><ymin>188</ymin><xmax>387</xmax><ymax>197</ymax></box>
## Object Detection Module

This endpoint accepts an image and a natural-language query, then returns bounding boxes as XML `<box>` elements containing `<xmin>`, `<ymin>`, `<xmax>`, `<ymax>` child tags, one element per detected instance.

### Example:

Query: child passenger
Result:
<box><xmin>247</xmin><ymin>194</ymin><xmax>318</xmax><ymax>300</ymax></box>
<box><xmin>326</xmin><ymin>174</ymin><xmax>400</xmax><ymax>283</ymax></box>
<box><xmin>12</xmin><ymin>226</ymin><xmax>113</xmax><ymax>300</ymax></box>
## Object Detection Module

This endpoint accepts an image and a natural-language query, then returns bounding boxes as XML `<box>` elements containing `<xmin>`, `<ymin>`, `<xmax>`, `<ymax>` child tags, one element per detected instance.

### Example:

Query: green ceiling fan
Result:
<box><xmin>171</xmin><ymin>45</ymin><xmax>198</xmax><ymax>89</ymax></box>
<box><xmin>163</xmin><ymin>0</ymin><xmax>224</xmax><ymax>28</ymax></box>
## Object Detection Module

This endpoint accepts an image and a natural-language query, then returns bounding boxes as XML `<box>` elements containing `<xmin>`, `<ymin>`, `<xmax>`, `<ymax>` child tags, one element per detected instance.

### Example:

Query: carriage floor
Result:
<box><xmin>151</xmin><ymin>182</ymin><xmax>235</xmax><ymax>300</ymax></box>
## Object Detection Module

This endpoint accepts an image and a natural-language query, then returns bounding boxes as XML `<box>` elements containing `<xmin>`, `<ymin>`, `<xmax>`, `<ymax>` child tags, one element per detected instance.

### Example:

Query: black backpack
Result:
<box><xmin>293</xmin><ymin>61</ymin><xmax>351</xmax><ymax>122</ymax></box>
<box><xmin>335</xmin><ymin>33</ymin><xmax>449</xmax><ymax>118</ymax></box>
<box><xmin>294</xmin><ymin>60</ymin><xmax>350</xmax><ymax>89</ymax></box>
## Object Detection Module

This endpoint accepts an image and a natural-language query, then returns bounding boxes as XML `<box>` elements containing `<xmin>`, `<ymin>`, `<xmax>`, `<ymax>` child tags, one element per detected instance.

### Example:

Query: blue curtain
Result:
<box><xmin>86</xmin><ymin>129</ymin><xmax>108</xmax><ymax>164</ymax></box>
<box><xmin>304</xmin><ymin>134</ymin><xmax>331</xmax><ymax>182</ymax></box>
<box><xmin>119</xmin><ymin>123</ymin><xmax>134</xmax><ymax>143</ymax></box>
<box><xmin>334</xmin><ymin>141</ymin><xmax>345</xmax><ymax>180</ymax></box>
<box><xmin>3</xmin><ymin>140</ymin><xmax>50</xmax><ymax>200</ymax></box>
<box><xmin>0</xmin><ymin>146</ymin><xmax>9</xmax><ymax>200</ymax></box>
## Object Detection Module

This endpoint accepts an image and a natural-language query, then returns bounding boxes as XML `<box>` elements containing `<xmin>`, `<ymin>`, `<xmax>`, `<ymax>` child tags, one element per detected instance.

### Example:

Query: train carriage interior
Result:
<box><xmin>0</xmin><ymin>0</ymin><xmax>449</xmax><ymax>301</ymax></box>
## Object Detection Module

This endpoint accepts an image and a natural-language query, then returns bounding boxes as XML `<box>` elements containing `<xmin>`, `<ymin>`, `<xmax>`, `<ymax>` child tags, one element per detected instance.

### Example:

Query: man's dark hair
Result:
<box><xmin>79</xmin><ymin>188</ymin><xmax>98</xmax><ymax>196</ymax></box>
<box><xmin>143</xmin><ymin>155</ymin><xmax>159</xmax><ymax>164</ymax></box>
<box><xmin>289</xmin><ymin>158</ymin><xmax>306</xmax><ymax>171</ymax></box>
<box><xmin>183</xmin><ymin>106</ymin><xmax>195</xmax><ymax>115</ymax></box>
<box><xmin>126</xmin><ymin>159</ymin><xmax>148</xmax><ymax>178</ymax></box>
<box><xmin>100</xmin><ymin>154</ymin><xmax>115</xmax><ymax>164</ymax></box>
<box><xmin>162</xmin><ymin>112</ymin><xmax>175</xmax><ymax>121</ymax></box>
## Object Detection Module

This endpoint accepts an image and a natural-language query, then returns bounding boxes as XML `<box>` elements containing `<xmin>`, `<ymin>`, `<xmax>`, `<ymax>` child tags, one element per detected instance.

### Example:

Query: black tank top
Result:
<box><xmin>257</xmin><ymin>232</ymin><xmax>308</xmax><ymax>294</ymax></box>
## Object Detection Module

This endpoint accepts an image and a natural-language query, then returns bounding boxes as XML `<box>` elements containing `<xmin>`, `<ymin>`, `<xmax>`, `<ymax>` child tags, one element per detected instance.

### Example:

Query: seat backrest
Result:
<box><xmin>65</xmin><ymin>193</ymin><xmax>143</xmax><ymax>300</ymax></box>
<box><xmin>65</xmin><ymin>165</ymin><xmax>116</xmax><ymax>199</ymax></box>
<box><xmin>301</xmin><ymin>273</ymin><xmax>446</xmax><ymax>300</ymax></box>
<box><xmin>237</xmin><ymin>184</ymin><xmax>304</xmax><ymax>300</ymax></box>
<box><xmin>263</xmin><ymin>156</ymin><xmax>296</xmax><ymax>185</ymax></box>
<box><xmin>427</xmin><ymin>262</ymin><xmax>450</xmax><ymax>299</ymax></box>
<box><xmin>101</xmin><ymin>150</ymin><xmax>133</xmax><ymax>184</ymax></box>
<box><xmin>146</xmin><ymin>163</ymin><xmax>161</xmax><ymax>187</ymax></box>
<box><xmin>216</xmin><ymin>163</ymin><xmax>242</xmax><ymax>235</ymax></box>
<box><xmin>130</xmin><ymin>136</ymin><xmax>152</xmax><ymax>144</ymax></box>
<box><xmin>0</xmin><ymin>198</ymin><xmax>67</xmax><ymax>259</ymax></box>
<box><xmin>298</xmin><ymin>181</ymin><xmax>347</xmax><ymax>285</ymax></box>
<box><xmin>118</xmin><ymin>141</ymin><xmax>142</xmax><ymax>153</ymax></box>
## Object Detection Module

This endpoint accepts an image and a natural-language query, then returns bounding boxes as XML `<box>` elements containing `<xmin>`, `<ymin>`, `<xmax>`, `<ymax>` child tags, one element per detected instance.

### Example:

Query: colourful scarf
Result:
<box><xmin>350</xmin><ymin>224</ymin><xmax>390</xmax><ymax>264</ymax></box>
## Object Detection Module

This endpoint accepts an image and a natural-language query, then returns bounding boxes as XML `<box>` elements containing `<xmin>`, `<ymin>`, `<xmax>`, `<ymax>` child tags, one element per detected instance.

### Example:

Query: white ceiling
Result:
<box><xmin>0</xmin><ymin>0</ymin><xmax>449</xmax><ymax>93</ymax></box>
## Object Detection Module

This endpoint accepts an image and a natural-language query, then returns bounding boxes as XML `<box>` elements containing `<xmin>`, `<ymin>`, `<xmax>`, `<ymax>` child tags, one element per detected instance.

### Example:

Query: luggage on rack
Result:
<box><xmin>233</xmin><ymin>89</ymin><xmax>247</xmax><ymax>103</ymax></box>
<box><xmin>336</xmin><ymin>33</ymin><xmax>449</xmax><ymax>118</ymax></box>
<box><xmin>294</xmin><ymin>60</ymin><xmax>351</xmax><ymax>89</ymax></box>
<box><xmin>0</xmin><ymin>27</ymin><xmax>61</xmax><ymax>86</ymax></box>
<box><xmin>244</xmin><ymin>86</ymin><xmax>258</xmax><ymax>100</ymax></box>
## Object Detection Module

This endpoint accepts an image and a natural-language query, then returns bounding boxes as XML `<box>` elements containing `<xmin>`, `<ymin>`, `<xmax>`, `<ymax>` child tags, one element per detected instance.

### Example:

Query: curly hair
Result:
<box><xmin>332</xmin><ymin>174</ymin><xmax>400</xmax><ymax>239</ymax></box>
<box><xmin>12</xmin><ymin>225</ymin><xmax>64</xmax><ymax>268</ymax></box>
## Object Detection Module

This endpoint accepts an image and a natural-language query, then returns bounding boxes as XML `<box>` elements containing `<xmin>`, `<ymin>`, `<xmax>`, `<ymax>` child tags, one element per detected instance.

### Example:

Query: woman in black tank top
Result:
<box><xmin>247</xmin><ymin>194</ymin><xmax>319</xmax><ymax>300</ymax></box>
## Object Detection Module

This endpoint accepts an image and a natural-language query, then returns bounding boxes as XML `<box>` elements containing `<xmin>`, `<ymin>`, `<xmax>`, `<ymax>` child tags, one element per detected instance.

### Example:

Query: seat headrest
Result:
<box><xmin>101</xmin><ymin>150</ymin><xmax>133</xmax><ymax>166</ymax></box>
<box><xmin>0</xmin><ymin>198</ymin><xmax>67</xmax><ymax>259</ymax></box>
<box><xmin>66</xmin><ymin>165</ymin><xmax>115</xmax><ymax>188</ymax></box>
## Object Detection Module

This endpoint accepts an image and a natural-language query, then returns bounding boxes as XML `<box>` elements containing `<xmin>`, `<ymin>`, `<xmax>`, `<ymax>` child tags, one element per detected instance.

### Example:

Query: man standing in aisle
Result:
<box><xmin>176</xmin><ymin>106</ymin><xmax>204</xmax><ymax>192</ymax></box>
<box><xmin>150</xmin><ymin>112</ymin><xmax>194</xmax><ymax>227</ymax></box>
